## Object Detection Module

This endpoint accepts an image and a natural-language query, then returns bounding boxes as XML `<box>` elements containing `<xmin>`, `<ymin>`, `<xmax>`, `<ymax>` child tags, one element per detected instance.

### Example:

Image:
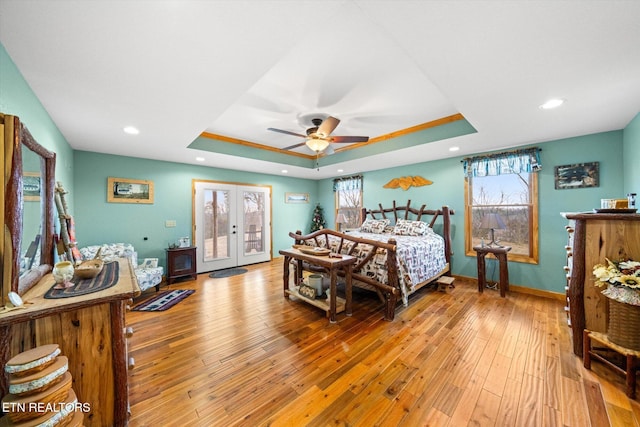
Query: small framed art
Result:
<box><xmin>285</xmin><ymin>192</ymin><xmax>309</xmax><ymax>203</ymax></box>
<box><xmin>107</xmin><ymin>177</ymin><xmax>154</xmax><ymax>203</ymax></box>
<box><xmin>554</xmin><ymin>162</ymin><xmax>599</xmax><ymax>190</ymax></box>
<box><xmin>23</xmin><ymin>172</ymin><xmax>41</xmax><ymax>201</ymax></box>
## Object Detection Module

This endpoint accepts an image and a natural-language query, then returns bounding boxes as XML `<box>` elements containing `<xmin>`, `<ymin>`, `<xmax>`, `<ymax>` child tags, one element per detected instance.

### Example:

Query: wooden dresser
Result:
<box><xmin>563</xmin><ymin>212</ymin><xmax>640</xmax><ymax>356</ymax></box>
<box><xmin>0</xmin><ymin>258</ymin><xmax>140</xmax><ymax>426</ymax></box>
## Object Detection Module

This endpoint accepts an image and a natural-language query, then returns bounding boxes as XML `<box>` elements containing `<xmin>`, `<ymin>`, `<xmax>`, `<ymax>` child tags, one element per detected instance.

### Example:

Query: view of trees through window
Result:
<box><xmin>336</xmin><ymin>189</ymin><xmax>362</xmax><ymax>231</ymax></box>
<box><xmin>466</xmin><ymin>172</ymin><xmax>538</xmax><ymax>263</ymax></box>
<box><xmin>334</xmin><ymin>176</ymin><xmax>362</xmax><ymax>231</ymax></box>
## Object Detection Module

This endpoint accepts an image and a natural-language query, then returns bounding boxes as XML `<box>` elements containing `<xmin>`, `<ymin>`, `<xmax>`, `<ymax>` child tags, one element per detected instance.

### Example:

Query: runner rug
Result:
<box><xmin>44</xmin><ymin>261</ymin><xmax>119</xmax><ymax>299</ymax></box>
<box><xmin>132</xmin><ymin>289</ymin><xmax>195</xmax><ymax>311</ymax></box>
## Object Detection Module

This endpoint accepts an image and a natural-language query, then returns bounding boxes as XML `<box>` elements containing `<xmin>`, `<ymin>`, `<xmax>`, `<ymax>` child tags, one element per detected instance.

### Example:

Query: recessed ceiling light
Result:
<box><xmin>449</xmin><ymin>146</ymin><xmax>460</xmax><ymax>152</ymax></box>
<box><xmin>281</xmin><ymin>169</ymin><xmax>288</xmax><ymax>174</ymax></box>
<box><xmin>337</xmin><ymin>169</ymin><xmax>344</xmax><ymax>173</ymax></box>
<box><xmin>539</xmin><ymin>98</ymin><xmax>565</xmax><ymax>110</ymax></box>
<box><xmin>123</xmin><ymin>126</ymin><xmax>139</xmax><ymax>135</ymax></box>
<box><xmin>195</xmin><ymin>157</ymin><xmax>205</xmax><ymax>162</ymax></box>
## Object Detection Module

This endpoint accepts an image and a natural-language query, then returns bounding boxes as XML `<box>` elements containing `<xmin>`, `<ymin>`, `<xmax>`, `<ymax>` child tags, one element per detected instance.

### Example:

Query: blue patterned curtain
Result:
<box><xmin>333</xmin><ymin>175</ymin><xmax>363</xmax><ymax>192</ymax></box>
<box><xmin>463</xmin><ymin>148</ymin><xmax>541</xmax><ymax>177</ymax></box>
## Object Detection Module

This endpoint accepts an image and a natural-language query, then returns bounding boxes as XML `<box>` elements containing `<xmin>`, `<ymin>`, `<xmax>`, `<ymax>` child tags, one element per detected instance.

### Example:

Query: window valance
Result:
<box><xmin>463</xmin><ymin>147</ymin><xmax>541</xmax><ymax>177</ymax></box>
<box><xmin>333</xmin><ymin>175</ymin><xmax>362</xmax><ymax>192</ymax></box>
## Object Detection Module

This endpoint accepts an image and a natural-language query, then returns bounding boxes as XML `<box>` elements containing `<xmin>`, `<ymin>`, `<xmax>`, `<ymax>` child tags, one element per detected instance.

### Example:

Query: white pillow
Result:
<box><xmin>393</xmin><ymin>219</ymin><xmax>431</xmax><ymax>236</ymax></box>
<box><xmin>141</xmin><ymin>258</ymin><xmax>159</xmax><ymax>268</ymax></box>
<box><xmin>360</xmin><ymin>218</ymin><xmax>390</xmax><ymax>233</ymax></box>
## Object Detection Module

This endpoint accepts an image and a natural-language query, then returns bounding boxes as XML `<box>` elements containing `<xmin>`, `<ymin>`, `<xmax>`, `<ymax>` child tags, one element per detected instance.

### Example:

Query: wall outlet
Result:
<box><xmin>165</xmin><ymin>220</ymin><xmax>177</xmax><ymax>227</ymax></box>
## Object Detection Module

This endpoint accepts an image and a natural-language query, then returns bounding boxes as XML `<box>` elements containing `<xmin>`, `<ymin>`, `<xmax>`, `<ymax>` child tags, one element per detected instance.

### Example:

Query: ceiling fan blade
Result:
<box><xmin>330</xmin><ymin>135</ymin><xmax>369</xmax><ymax>143</ymax></box>
<box><xmin>267</xmin><ymin>128</ymin><xmax>307</xmax><ymax>138</ymax></box>
<box><xmin>282</xmin><ymin>142</ymin><xmax>308</xmax><ymax>150</ymax></box>
<box><xmin>316</xmin><ymin>116</ymin><xmax>340</xmax><ymax>137</ymax></box>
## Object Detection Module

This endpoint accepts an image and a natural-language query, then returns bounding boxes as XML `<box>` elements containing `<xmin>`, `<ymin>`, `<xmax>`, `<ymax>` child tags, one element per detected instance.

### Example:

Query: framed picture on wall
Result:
<box><xmin>554</xmin><ymin>162</ymin><xmax>599</xmax><ymax>190</ymax></box>
<box><xmin>107</xmin><ymin>177</ymin><xmax>154</xmax><ymax>203</ymax></box>
<box><xmin>285</xmin><ymin>192</ymin><xmax>309</xmax><ymax>204</ymax></box>
<box><xmin>23</xmin><ymin>172</ymin><xmax>41</xmax><ymax>201</ymax></box>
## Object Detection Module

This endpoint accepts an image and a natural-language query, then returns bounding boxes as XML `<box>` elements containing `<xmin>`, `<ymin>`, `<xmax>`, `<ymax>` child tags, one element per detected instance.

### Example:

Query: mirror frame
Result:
<box><xmin>1</xmin><ymin>114</ymin><xmax>56</xmax><ymax>302</ymax></box>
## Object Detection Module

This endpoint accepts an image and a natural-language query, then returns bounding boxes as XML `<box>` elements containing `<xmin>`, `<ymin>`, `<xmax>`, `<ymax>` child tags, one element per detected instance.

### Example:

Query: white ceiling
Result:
<box><xmin>1</xmin><ymin>0</ymin><xmax>639</xmax><ymax>179</ymax></box>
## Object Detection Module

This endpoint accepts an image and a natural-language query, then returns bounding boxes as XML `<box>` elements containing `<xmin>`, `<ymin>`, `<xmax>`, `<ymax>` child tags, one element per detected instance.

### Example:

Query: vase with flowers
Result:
<box><xmin>593</xmin><ymin>258</ymin><xmax>640</xmax><ymax>305</ymax></box>
<box><xmin>593</xmin><ymin>258</ymin><xmax>640</xmax><ymax>349</ymax></box>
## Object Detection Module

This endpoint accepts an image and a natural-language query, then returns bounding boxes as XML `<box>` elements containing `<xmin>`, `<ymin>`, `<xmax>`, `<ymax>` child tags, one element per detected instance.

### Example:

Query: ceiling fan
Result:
<box><xmin>267</xmin><ymin>116</ymin><xmax>369</xmax><ymax>153</ymax></box>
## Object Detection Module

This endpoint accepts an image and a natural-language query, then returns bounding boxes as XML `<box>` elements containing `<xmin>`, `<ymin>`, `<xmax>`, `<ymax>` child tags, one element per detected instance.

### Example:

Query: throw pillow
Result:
<box><xmin>393</xmin><ymin>219</ymin><xmax>431</xmax><ymax>236</ymax></box>
<box><xmin>360</xmin><ymin>218</ymin><xmax>390</xmax><ymax>233</ymax></box>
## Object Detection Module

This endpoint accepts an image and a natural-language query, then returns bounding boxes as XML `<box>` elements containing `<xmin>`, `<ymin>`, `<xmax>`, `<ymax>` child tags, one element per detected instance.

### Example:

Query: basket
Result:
<box><xmin>607</xmin><ymin>298</ymin><xmax>640</xmax><ymax>350</ymax></box>
<box><xmin>4</xmin><ymin>372</ymin><xmax>72</xmax><ymax>423</ymax></box>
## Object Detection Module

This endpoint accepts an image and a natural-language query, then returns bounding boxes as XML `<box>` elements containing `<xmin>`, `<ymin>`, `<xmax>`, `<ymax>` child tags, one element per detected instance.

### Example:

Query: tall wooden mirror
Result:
<box><xmin>1</xmin><ymin>113</ymin><xmax>56</xmax><ymax>305</ymax></box>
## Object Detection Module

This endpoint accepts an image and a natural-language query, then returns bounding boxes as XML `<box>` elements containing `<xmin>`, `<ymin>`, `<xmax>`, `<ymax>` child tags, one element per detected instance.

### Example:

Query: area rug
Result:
<box><xmin>132</xmin><ymin>289</ymin><xmax>195</xmax><ymax>311</ymax></box>
<box><xmin>209</xmin><ymin>267</ymin><xmax>248</xmax><ymax>278</ymax></box>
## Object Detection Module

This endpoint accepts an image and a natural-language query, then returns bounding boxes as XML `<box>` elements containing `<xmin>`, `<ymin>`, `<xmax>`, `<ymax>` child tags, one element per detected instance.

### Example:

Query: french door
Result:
<box><xmin>194</xmin><ymin>181</ymin><xmax>271</xmax><ymax>272</ymax></box>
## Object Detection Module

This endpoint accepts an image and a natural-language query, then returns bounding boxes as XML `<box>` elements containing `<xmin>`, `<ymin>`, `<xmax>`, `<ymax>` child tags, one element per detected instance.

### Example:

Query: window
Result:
<box><xmin>334</xmin><ymin>175</ymin><xmax>363</xmax><ymax>231</ymax></box>
<box><xmin>464</xmin><ymin>148</ymin><xmax>541</xmax><ymax>264</ymax></box>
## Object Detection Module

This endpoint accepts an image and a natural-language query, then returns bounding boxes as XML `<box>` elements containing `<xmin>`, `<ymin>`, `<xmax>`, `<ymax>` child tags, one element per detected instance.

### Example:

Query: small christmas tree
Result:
<box><xmin>310</xmin><ymin>203</ymin><xmax>326</xmax><ymax>232</ymax></box>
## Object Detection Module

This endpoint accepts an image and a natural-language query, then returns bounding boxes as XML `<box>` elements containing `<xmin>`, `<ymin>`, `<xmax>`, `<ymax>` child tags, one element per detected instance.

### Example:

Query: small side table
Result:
<box><xmin>473</xmin><ymin>245</ymin><xmax>512</xmax><ymax>297</ymax></box>
<box><xmin>166</xmin><ymin>246</ymin><xmax>197</xmax><ymax>284</ymax></box>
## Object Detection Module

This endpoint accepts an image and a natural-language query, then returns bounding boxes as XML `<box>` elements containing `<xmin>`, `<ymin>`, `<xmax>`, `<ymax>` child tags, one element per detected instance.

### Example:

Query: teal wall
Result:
<box><xmin>1</xmin><ymin>42</ymin><xmax>74</xmax><ymax>263</ymax></box>
<box><xmin>74</xmin><ymin>151</ymin><xmax>318</xmax><ymax>266</ymax></box>
<box><xmin>3</xmin><ymin>40</ymin><xmax>640</xmax><ymax>295</ymax></box>
<box><xmin>624</xmin><ymin>112</ymin><xmax>640</xmax><ymax>194</ymax></box>
<box><xmin>0</xmin><ymin>44</ymin><xmax>74</xmax><ymax>198</ymax></box>
<box><xmin>319</xmin><ymin>131</ymin><xmax>625</xmax><ymax>295</ymax></box>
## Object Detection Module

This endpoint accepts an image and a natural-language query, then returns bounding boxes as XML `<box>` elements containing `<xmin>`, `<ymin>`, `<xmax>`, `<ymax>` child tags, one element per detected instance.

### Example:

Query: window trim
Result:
<box><xmin>464</xmin><ymin>172</ymin><xmax>539</xmax><ymax>264</ymax></box>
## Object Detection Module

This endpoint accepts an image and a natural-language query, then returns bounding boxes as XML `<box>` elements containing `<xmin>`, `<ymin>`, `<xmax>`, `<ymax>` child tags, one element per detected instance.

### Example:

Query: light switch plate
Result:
<box><xmin>165</xmin><ymin>220</ymin><xmax>176</xmax><ymax>227</ymax></box>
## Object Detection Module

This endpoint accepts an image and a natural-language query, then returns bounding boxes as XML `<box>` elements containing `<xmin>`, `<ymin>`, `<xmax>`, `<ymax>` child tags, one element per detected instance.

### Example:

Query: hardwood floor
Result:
<box><xmin>126</xmin><ymin>259</ymin><xmax>639</xmax><ymax>426</ymax></box>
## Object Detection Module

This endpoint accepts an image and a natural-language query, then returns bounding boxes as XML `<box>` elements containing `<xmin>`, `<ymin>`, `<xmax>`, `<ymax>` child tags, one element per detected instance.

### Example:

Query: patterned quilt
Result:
<box><xmin>305</xmin><ymin>229</ymin><xmax>447</xmax><ymax>305</ymax></box>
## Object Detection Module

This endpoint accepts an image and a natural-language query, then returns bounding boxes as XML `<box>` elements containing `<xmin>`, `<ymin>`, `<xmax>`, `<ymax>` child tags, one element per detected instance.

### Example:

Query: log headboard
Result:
<box><xmin>361</xmin><ymin>199</ymin><xmax>454</xmax><ymax>263</ymax></box>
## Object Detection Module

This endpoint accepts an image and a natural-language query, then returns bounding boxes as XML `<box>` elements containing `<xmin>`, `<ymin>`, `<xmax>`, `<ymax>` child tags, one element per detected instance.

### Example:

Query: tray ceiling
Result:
<box><xmin>1</xmin><ymin>1</ymin><xmax>639</xmax><ymax>179</ymax></box>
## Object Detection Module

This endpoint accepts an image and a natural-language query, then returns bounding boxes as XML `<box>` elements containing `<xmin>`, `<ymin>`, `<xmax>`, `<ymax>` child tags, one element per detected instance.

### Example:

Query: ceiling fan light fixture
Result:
<box><xmin>306</xmin><ymin>138</ymin><xmax>330</xmax><ymax>152</ymax></box>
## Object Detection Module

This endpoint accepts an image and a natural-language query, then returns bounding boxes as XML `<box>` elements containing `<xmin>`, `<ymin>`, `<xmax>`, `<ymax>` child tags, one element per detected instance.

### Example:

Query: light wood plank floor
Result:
<box><xmin>126</xmin><ymin>259</ymin><xmax>640</xmax><ymax>426</ymax></box>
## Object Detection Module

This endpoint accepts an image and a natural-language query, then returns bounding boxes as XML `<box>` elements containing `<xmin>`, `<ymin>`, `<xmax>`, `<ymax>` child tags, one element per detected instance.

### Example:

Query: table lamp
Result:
<box><xmin>480</xmin><ymin>213</ymin><xmax>506</xmax><ymax>247</ymax></box>
<box><xmin>335</xmin><ymin>213</ymin><xmax>348</xmax><ymax>231</ymax></box>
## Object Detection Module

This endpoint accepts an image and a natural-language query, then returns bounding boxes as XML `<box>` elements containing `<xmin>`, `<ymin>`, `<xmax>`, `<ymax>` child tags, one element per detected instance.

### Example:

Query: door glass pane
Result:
<box><xmin>203</xmin><ymin>189</ymin><xmax>230</xmax><ymax>261</ymax></box>
<box><xmin>243</xmin><ymin>190</ymin><xmax>264</xmax><ymax>255</ymax></box>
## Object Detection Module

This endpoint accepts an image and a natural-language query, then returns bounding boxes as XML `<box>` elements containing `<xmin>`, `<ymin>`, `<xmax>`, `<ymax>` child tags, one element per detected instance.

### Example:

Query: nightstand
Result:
<box><xmin>473</xmin><ymin>245</ymin><xmax>512</xmax><ymax>297</ymax></box>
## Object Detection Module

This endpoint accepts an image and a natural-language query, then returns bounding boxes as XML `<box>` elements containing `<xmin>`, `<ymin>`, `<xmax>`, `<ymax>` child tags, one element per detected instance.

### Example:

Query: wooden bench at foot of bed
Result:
<box><xmin>289</xmin><ymin>228</ymin><xmax>400</xmax><ymax>321</ymax></box>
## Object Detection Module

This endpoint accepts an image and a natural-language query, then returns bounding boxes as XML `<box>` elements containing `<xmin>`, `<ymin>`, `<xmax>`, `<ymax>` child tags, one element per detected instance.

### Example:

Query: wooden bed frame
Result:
<box><xmin>289</xmin><ymin>200</ymin><xmax>454</xmax><ymax>321</ymax></box>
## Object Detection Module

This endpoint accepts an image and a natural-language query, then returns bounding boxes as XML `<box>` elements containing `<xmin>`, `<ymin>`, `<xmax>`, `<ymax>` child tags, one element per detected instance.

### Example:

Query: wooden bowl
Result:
<box><xmin>293</xmin><ymin>245</ymin><xmax>331</xmax><ymax>256</ymax></box>
<box><xmin>74</xmin><ymin>259</ymin><xmax>104</xmax><ymax>280</ymax></box>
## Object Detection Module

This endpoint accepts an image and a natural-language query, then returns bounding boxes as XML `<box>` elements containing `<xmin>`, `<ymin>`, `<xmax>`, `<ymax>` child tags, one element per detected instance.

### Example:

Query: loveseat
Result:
<box><xmin>79</xmin><ymin>243</ymin><xmax>163</xmax><ymax>292</ymax></box>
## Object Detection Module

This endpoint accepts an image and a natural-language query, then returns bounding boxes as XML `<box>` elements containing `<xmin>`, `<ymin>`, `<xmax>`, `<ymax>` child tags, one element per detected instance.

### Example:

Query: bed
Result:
<box><xmin>288</xmin><ymin>200</ymin><xmax>454</xmax><ymax>320</ymax></box>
